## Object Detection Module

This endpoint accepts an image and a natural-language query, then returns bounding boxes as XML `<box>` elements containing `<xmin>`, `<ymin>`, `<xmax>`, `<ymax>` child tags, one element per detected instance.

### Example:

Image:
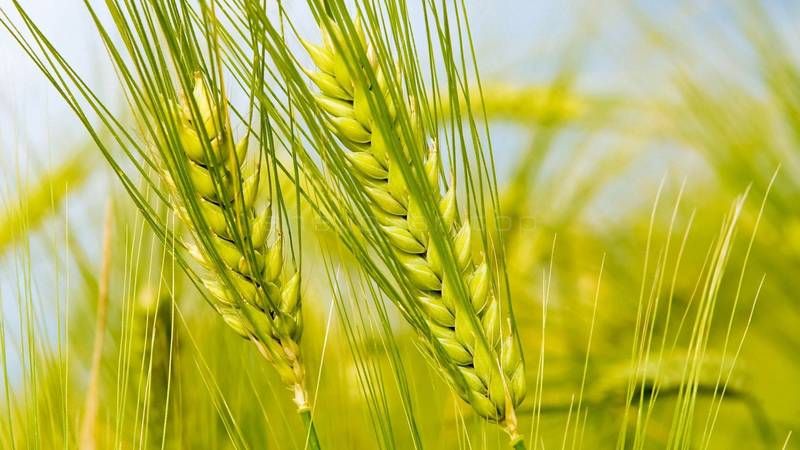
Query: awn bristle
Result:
<box><xmin>163</xmin><ymin>75</ymin><xmax>308</xmax><ymax>409</ymax></box>
<box><xmin>302</xmin><ymin>20</ymin><xmax>525</xmax><ymax>425</ymax></box>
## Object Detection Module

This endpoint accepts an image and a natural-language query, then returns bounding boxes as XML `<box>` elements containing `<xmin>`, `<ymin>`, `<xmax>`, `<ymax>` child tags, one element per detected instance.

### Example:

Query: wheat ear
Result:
<box><xmin>162</xmin><ymin>74</ymin><xmax>311</xmax><ymax>412</ymax></box>
<box><xmin>302</xmin><ymin>21</ymin><xmax>525</xmax><ymax>438</ymax></box>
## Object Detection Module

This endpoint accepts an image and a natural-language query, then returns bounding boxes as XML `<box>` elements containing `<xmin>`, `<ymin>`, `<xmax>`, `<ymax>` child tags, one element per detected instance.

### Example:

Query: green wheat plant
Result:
<box><xmin>164</xmin><ymin>74</ymin><xmax>309</xmax><ymax>412</ymax></box>
<box><xmin>0</xmin><ymin>1</ymin><xmax>323</xmax><ymax>447</ymax></box>
<box><xmin>301</xmin><ymin>12</ymin><xmax>526</xmax><ymax>443</ymax></box>
<box><xmin>155</xmin><ymin>1</ymin><xmax>533</xmax><ymax>444</ymax></box>
<box><xmin>3</xmin><ymin>0</ymin><xmax>797</xmax><ymax>449</ymax></box>
<box><xmin>192</xmin><ymin>2</ymin><xmax>532</xmax><ymax>446</ymax></box>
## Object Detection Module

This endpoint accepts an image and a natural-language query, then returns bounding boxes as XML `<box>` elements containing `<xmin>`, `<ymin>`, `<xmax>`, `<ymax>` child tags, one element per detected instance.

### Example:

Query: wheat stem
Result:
<box><xmin>299</xmin><ymin>408</ymin><xmax>322</xmax><ymax>450</ymax></box>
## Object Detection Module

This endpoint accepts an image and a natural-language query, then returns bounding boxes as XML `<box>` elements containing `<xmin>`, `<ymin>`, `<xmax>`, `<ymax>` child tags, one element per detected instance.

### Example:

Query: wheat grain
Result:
<box><xmin>163</xmin><ymin>74</ymin><xmax>309</xmax><ymax>410</ymax></box>
<box><xmin>302</xmin><ymin>20</ymin><xmax>525</xmax><ymax>431</ymax></box>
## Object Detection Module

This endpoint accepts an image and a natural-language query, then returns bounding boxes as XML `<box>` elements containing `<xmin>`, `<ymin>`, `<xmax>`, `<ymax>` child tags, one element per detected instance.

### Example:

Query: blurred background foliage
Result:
<box><xmin>1</xmin><ymin>1</ymin><xmax>798</xmax><ymax>449</ymax></box>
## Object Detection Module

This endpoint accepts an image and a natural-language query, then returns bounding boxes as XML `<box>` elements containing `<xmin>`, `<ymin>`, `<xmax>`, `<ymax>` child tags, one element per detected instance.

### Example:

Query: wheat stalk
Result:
<box><xmin>1</xmin><ymin>0</ymin><xmax>323</xmax><ymax>444</ymax></box>
<box><xmin>301</xmin><ymin>17</ymin><xmax>526</xmax><ymax>443</ymax></box>
<box><xmin>160</xmin><ymin>74</ymin><xmax>312</xmax><ymax>415</ymax></box>
<box><xmin>79</xmin><ymin>200</ymin><xmax>114</xmax><ymax>450</ymax></box>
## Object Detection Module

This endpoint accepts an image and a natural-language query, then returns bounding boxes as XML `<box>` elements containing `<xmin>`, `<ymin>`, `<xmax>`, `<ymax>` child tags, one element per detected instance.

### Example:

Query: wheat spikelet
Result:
<box><xmin>162</xmin><ymin>74</ymin><xmax>308</xmax><ymax>409</ymax></box>
<box><xmin>302</xmin><ymin>21</ymin><xmax>525</xmax><ymax>427</ymax></box>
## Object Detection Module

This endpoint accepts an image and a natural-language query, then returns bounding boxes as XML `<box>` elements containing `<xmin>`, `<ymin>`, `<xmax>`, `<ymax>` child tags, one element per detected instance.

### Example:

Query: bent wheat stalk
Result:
<box><xmin>2</xmin><ymin>1</ymin><xmax>322</xmax><ymax>447</ymax></box>
<box><xmin>160</xmin><ymin>74</ymin><xmax>319</xmax><ymax>448</ymax></box>
<box><xmin>301</xmin><ymin>16</ymin><xmax>526</xmax><ymax>446</ymax></box>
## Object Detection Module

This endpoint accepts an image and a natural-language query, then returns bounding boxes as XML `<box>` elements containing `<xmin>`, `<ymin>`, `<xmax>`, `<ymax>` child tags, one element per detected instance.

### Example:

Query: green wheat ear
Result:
<box><xmin>302</xmin><ymin>17</ymin><xmax>525</xmax><ymax>432</ymax></box>
<box><xmin>163</xmin><ymin>74</ymin><xmax>308</xmax><ymax>409</ymax></box>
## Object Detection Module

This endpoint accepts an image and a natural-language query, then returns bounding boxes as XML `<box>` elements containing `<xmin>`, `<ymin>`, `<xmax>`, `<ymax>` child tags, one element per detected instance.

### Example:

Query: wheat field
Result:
<box><xmin>0</xmin><ymin>1</ymin><xmax>798</xmax><ymax>449</ymax></box>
